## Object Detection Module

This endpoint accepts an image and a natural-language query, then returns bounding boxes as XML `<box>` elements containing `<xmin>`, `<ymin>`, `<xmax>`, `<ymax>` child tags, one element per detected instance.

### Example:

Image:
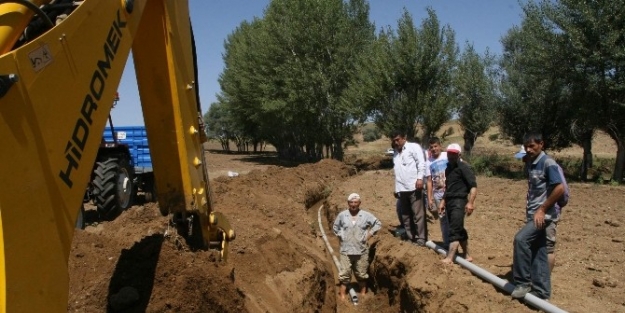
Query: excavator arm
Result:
<box><xmin>0</xmin><ymin>0</ymin><xmax>234</xmax><ymax>312</ymax></box>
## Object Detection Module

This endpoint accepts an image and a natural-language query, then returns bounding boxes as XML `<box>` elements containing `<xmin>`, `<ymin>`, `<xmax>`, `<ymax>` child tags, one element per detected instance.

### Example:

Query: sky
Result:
<box><xmin>112</xmin><ymin>0</ymin><xmax>525</xmax><ymax>126</ymax></box>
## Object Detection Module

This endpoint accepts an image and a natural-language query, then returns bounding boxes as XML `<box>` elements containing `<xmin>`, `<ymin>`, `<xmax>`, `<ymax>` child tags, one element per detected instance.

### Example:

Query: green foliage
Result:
<box><xmin>467</xmin><ymin>152</ymin><xmax>618</xmax><ymax>184</ymax></box>
<box><xmin>466</xmin><ymin>153</ymin><xmax>520</xmax><ymax>178</ymax></box>
<box><xmin>344</xmin><ymin>8</ymin><xmax>457</xmax><ymax>140</ymax></box>
<box><xmin>498</xmin><ymin>0</ymin><xmax>625</xmax><ymax>181</ymax></box>
<box><xmin>456</xmin><ymin>44</ymin><xmax>498</xmax><ymax>156</ymax></box>
<box><xmin>217</xmin><ymin>0</ymin><xmax>375</xmax><ymax>160</ymax></box>
<box><xmin>203</xmin><ymin>101</ymin><xmax>234</xmax><ymax>151</ymax></box>
<box><xmin>556</xmin><ymin>156</ymin><xmax>616</xmax><ymax>183</ymax></box>
<box><xmin>362</xmin><ymin>127</ymin><xmax>381</xmax><ymax>142</ymax></box>
<box><xmin>488</xmin><ymin>133</ymin><xmax>499</xmax><ymax>141</ymax></box>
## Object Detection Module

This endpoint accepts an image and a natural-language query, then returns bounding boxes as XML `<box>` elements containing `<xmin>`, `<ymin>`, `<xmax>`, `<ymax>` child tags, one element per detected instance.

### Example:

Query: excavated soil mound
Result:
<box><xmin>68</xmin><ymin>159</ymin><xmax>355</xmax><ymax>313</ymax></box>
<box><xmin>68</xmin><ymin>155</ymin><xmax>625</xmax><ymax>313</ymax></box>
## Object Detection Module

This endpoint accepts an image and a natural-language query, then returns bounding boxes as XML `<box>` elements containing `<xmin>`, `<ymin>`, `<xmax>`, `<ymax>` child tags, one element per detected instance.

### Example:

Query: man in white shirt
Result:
<box><xmin>390</xmin><ymin>130</ymin><xmax>427</xmax><ymax>246</ymax></box>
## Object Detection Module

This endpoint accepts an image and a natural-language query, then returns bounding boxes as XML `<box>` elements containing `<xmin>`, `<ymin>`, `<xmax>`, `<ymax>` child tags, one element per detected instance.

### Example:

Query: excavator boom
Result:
<box><xmin>0</xmin><ymin>0</ymin><xmax>234</xmax><ymax>312</ymax></box>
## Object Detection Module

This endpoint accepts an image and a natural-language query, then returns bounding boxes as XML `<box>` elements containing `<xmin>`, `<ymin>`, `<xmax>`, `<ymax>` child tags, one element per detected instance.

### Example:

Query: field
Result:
<box><xmin>67</xmin><ymin>126</ymin><xmax>625</xmax><ymax>313</ymax></box>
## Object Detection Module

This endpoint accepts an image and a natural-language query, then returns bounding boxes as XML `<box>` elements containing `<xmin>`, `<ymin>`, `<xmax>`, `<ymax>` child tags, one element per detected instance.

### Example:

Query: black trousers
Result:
<box><xmin>445</xmin><ymin>197</ymin><xmax>468</xmax><ymax>242</ymax></box>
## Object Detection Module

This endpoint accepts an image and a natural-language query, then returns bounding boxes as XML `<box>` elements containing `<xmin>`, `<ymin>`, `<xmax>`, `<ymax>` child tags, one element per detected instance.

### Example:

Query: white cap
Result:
<box><xmin>446</xmin><ymin>143</ymin><xmax>461</xmax><ymax>154</ymax></box>
<box><xmin>347</xmin><ymin>193</ymin><xmax>361</xmax><ymax>201</ymax></box>
<box><xmin>514</xmin><ymin>145</ymin><xmax>526</xmax><ymax>159</ymax></box>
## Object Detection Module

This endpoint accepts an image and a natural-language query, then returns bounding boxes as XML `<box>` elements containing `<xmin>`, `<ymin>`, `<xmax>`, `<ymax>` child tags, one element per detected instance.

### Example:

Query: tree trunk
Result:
<box><xmin>605</xmin><ymin>127</ymin><xmax>625</xmax><ymax>182</ymax></box>
<box><xmin>580</xmin><ymin>131</ymin><xmax>593</xmax><ymax>181</ymax></box>
<box><xmin>420</xmin><ymin>126</ymin><xmax>430</xmax><ymax>147</ymax></box>
<box><xmin>333</xmin><ymin>140</ymin><xmax>344</xmax><ymax>161</ymax></box>
<box><xmin>220</xmin><ymin>138</ymin><xmax>229</xmax><ymax>151</ymax></box>
<box><xmin>614</xmin><ymin>142</ymin><xmax>625</xmax><ymax>182</ymax></box>
<box><xmin>463</xmin><ymin>131</ymin><xmax>477</xmax><ymax>157</ymax></box>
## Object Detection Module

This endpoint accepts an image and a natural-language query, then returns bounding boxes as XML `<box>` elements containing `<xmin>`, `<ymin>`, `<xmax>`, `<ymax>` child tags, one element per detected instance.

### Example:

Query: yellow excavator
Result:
<box><xmin>0</xmin><ymin>0</ymin><xmax>235</xmax><ymax>312</ymax></box>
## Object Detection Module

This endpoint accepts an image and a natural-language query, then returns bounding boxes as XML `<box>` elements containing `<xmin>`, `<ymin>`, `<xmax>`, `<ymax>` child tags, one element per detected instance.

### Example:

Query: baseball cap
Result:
<box><xmin>514</xmin><ymin>145</ymin><xmax>526</xmax><ymax>159</ymax></box>
<box><xmin>347</xmin><ymin>193</ymin><xmax>360</xmax><ymax>201</ymax></box>
<box><xmin>446</xmin><ymin>143</ymin><xmax>461</xmax><ymax>154</ymax></box>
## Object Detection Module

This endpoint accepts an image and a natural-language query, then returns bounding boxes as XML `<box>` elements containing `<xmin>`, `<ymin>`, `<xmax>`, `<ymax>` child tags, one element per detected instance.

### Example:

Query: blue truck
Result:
<box><xmin>84</xmin><ymin>125</ymin><xmax>156</xmax><ymax>220</ymax></box>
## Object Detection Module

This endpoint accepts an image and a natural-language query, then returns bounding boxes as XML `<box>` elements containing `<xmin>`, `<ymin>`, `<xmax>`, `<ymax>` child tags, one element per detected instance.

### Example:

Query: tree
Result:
<box><xmin>203</xmin><ymin>101</ymin><xmax>233</xmax><ymax>151</ymax></box>
<box><xmin>499</xmin><ymin>0</ymin><xmax>625</xmax><ymax>181</ymax></box>
<box><xmin>345</xmin><ymin>8</ymin><xmax>457</xmax><ymax>141</ymax></box>
<box><xmin>218</xmin><ymin>0</ymin><xmax>375</xmax><ymax>160</ymax></box>
<box><xmin>498</xmin><ymin>2</ymin><xmax>578</xmax><ymax>154</ymax></box>
<box><xmin>455</xmin><ymin>44</ymin><xmax>497</xmax><ymax>156</ymax></box>
<box><xmin>218</xmin><ymin>19</ymin><xmax>268</xmax><ymax>153</ymax></box>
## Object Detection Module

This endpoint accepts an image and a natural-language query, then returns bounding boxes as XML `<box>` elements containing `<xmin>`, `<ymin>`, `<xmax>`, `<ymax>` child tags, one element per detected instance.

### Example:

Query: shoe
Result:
<box><xmin>394</xmin><ymin>227</ymin><xmax>406</xmax><ymax>238</ymax></box>
<box><xmin>412</xmin><ymin>239</ymin><xmax>426</xmax><ymax>247</ymax></box>
<box><xmin>511</xmin><ymin>285</ymin><xmax>531</xmax><ymax>299</ymax></box>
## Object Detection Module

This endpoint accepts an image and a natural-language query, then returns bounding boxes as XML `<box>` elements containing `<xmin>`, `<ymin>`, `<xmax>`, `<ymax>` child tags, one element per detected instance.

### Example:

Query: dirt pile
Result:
<box><xmin>68</xmin><ymin>153</ymin><xmax>625</xmax><ymax>313</ymax></box>
<box><xmin>69</xmin><ymin>159</ymin><xmax>355</xmax><ymax>313</ymax></box>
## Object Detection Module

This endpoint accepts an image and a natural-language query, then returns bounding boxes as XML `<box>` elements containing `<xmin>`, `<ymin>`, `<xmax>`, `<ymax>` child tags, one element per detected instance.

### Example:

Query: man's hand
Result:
<box><xmin>416</xmin><ymin>179</ymin><xmax>423</xmax><ymax>190</ymax></box>
<box><xmin>428</xmin><ymin>201</ymin><xmax>435</xmax><ymax>212</ymax></box>
<box><xmin>438</xmin><ymin>201</ymin><xmax>446</xmax><ymax>215</ymax></box>
<box><xmin>465</xmin><ymin>202</ymin><xmax>475</xmax><ymax>216</ymax></box>
<box><xmin>534</xmin><ymin>209</ymin><xmax>546</xmax><ymax>229</ymax></box>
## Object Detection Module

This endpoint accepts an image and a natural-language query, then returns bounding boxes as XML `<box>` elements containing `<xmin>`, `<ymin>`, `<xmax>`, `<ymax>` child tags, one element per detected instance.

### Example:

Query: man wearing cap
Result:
<box><xmin>390</xmin><ymin>130</ymin><xmax>428</xmax><ymax>246</ymax></box>
<box><xmin>333</xmin><ymin>193</ymin><xmax>382</xmax><ymax>300</ymax></box>
<box><xmin>438</xmin><ymin>143</ymin><xmax>477</xmax><ymax>264</ymax></box>
<box><xmin>510</xmin><ymin>133</ymin><xmax>565</xmax><ymax>300</ymax></box>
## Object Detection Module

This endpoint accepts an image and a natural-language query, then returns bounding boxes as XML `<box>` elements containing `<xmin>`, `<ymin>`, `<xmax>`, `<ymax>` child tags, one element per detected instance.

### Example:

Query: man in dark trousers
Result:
<box><xmin>438</xmin><ymin>143</ymin><xmax>477</xmax><ymax>264</ymax></box>
<box><xmin>390</xmin><ymin>130</ymin><xmax>428</xmax><ymax>246</ymax></box>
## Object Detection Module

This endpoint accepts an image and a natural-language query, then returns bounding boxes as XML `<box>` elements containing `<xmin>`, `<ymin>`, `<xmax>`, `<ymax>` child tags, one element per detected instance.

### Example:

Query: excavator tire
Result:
<box><xmin>92</xmin><ymin>156</ymin><xmax>135</xmax><ymax>220</ymax></box>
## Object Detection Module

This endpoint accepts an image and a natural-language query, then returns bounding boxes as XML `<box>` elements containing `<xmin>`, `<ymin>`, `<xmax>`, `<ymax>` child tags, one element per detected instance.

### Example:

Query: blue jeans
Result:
<box><xmin>513</xmin><ymin>220</ymin><xmax>551</xmax><ymax>299</ymax></box>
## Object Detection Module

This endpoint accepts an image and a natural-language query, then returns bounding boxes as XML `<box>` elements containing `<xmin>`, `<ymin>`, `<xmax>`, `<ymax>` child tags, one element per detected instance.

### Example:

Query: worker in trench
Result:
<box><xmin>332</xmin><ymin>193</ymin><xmax>382</xmax><ymax>300</ymax></box>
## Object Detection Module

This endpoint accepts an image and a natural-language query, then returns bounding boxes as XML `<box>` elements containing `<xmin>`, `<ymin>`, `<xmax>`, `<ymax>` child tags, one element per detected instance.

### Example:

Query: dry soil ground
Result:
<box><xmin>68</xmin><ymin>135</ymin><xmax>625</xmax><ymax>313</ymax></box>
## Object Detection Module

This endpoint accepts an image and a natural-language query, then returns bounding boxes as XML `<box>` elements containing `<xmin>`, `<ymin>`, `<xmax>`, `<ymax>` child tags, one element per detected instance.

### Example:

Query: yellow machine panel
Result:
<box><xmin>0</xmin><ymin>1</ymin><xmax>234</xmax><ymax>312</ymax></box>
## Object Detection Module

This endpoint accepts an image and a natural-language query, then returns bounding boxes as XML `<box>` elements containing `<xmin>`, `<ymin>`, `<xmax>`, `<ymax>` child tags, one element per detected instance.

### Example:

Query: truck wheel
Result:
<box><xmin>93</xmin><ymin>156</ymin><xmax>135</xmax><ymax>220</ymax></box>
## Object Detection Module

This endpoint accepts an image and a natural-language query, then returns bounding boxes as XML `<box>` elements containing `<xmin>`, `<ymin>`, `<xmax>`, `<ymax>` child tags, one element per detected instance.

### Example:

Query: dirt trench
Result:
<box><xmin>70</xmin><ymin>159</ymin><xmax>587</xmax><ymax>313</ymax></box>
<box><xmin>323</xmin><ymin>197</ymin><xmax>441</xmax><ymax>313</ymax></box>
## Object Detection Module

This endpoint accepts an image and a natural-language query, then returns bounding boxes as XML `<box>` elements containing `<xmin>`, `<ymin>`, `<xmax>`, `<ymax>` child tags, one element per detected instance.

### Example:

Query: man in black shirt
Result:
<box><xmin>438</xmin><ymin>143</ymin><xmax>477</xmax><ymax>264</ymax></box>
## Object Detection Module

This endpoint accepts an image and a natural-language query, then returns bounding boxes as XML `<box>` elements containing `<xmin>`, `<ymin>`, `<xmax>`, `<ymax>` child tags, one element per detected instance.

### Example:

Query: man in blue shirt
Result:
<box><xmin>333</xmin><ymin>193</ymin><xmax>382</xmax><ymax>300</ymax></box>
<box><xmin>511</xmin><ymin>133</ymin><xmax>564</xmax><ymax>300</ymax></box>
<box><xmin>514</xmin><ymin>145</ymin><xmax>568</xmax><ymax>273</ymax></box>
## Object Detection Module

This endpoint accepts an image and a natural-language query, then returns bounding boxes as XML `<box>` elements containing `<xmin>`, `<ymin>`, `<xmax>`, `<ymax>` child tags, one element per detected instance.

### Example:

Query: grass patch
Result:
<box><xmin>465</xmin><ymin>153</ymin><xmax>524</xmax><ymax>179</ymax></box>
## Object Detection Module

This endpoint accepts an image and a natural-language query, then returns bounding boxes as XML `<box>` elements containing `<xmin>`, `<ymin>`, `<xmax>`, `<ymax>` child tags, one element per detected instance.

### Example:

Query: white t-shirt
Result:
<box><xmin>425</xmin><ymin>152</ymin><xmax>448</xmax><ymax>200</ymax></box>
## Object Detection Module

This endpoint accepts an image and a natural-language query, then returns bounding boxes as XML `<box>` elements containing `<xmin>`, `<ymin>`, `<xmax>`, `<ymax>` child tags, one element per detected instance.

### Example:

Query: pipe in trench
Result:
<box><xmin>425</xmin><ymin>241</ymin><xmax>569</xmax><ymax>313</ymax></box>
<box><xmin>317</xmin><ymin>205</ymin><xmax>359</xmax><ymax>305</ymax></box>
